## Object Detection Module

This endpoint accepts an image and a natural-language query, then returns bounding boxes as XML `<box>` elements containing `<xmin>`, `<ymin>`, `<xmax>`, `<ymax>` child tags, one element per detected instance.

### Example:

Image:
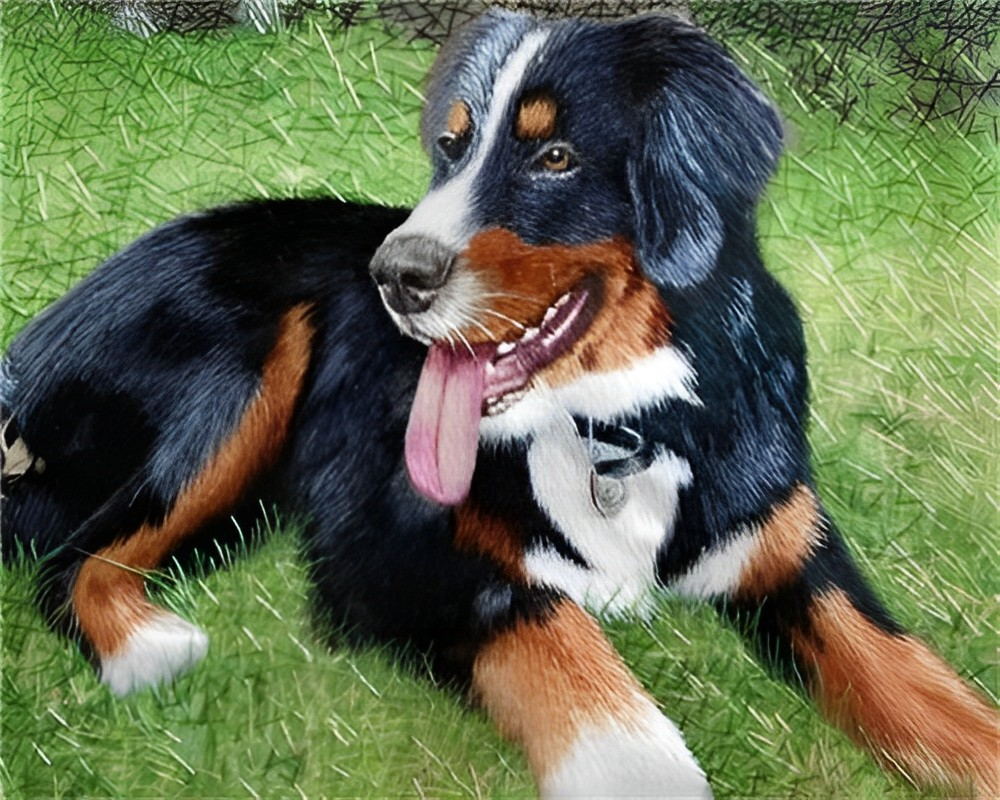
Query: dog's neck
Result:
<box><xmin>479</xmin><ymin>343</ymin><xmax>700</xmax><ymax>444</ymax></box>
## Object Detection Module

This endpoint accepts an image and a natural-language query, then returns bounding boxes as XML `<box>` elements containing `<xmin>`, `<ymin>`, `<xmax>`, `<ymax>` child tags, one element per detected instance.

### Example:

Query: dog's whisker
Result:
<box><xmin>451</xmin><ymin>327</ymin><xmax>477</xmax><ymax>358</ymax></box>
<box><xmin>450</xmin><ymin>306</ymin><xmax>498</xmax><ymax>342</ymax></box>
<box><xmin>432</xmin><ymin>301</ymin><xmax>481</xmax><ymax>346</ymax></box>
<box><xmin>479</xmin><ymin>291</ymin><xmax>549</xmax><ymax>309</ymax></box>
<box><xmin>416</xmin><ymin>292</ymin><xmax>477</xmax><ymax>348</ymax></box>
<box><xmin>479</xmin><ymin>290</ymin><xmax>545</xmax><ymax>303</ymax></box>
<box><xmin>428</xmin><ymin>295</ymin><xmax>500</xmax><ymax>346</ymax></box>
<box><xmin>482</xmin><ymin>309</ymin><xmax>526</xmax><ymax>330</ymax></box>
<box><xmin>467</xmin><ymin>318</ymin><xmax>497</xmax><ymax>343</ymax></box>
<box><xmin>439</xmin><ymin>327</ymin><xmax>456</xmax><ymax>350</ymax></box>
<box><xmin>454</xmin><ymin>316</ymin><xmax>496</xmax><ymax>347</ymax></box>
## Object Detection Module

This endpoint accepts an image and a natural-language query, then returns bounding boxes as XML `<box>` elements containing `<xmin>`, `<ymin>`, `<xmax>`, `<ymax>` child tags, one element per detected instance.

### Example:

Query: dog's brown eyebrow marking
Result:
<box><xmin>447</xmin><ymin>100</ymin><xmax>471</xmax><ymax>137</ymax></box>
<box><xmin>516</xmin><ymin>91</ymin><xmax>557</xmax><ymax>140</ymax></box>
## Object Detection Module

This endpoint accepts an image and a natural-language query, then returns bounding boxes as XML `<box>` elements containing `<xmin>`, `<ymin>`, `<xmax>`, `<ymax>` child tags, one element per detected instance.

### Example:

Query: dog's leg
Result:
<box><xmin>473</xmin><ymin>596</ymin><xmax>712</xmax><ymax>799</ymax></box>
<box><xmin>71</xmin><ymin>304</ymin><xmax>313</xmax><ymax>696</ymax></box>
<box><xmin>685</xmin><ymin>484</ymin><xmax>999</xmax><ymax>797</ymax></box>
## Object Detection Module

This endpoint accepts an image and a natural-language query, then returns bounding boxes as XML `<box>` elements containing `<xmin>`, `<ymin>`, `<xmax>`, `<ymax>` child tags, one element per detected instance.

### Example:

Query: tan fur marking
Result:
<box><xmin>447</xmin><ymin>100</ymin><xmax>471</xmax><ymax>137</ymax></box>
<box><xmin>473</xmin><ymin>600</ymin><xmax>647</xmax><ymax>779</ymax></box>
<box><xmin>793</xmin><ymin>589</ymin><xmax>1000</xmax><ymax>797</ymax></box>
<box><xmin>516</xmin><ymin>93</ymin><xmax>557</xmax><ymax>140</ymax></box>
<box><xmin>738</xmin><ymin>484</ymin><xmax>824</xmax><ymax>598</ymax></box>
<box><xmin>459</xmin><ymin>229</ymin><xmax>670</xmax><ymax>388</ymax></box>
<box><xmin>73</xmin><ymin>304</ymin><xmax>314</xmax><ymax>657</ymax></box>
<box><xmin>454</xmin><ymin>503</ymin><xmax>525</xmax><ymax>580</ymax></box>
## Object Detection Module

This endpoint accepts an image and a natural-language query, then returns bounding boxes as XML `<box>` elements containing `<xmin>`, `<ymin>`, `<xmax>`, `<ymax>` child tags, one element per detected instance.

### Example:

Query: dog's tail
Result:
<box><xmin>2</xmin><ymin>409</ymin><xmax>66</xmax><ymax>563</ymax></box>
<box><xmin>1</xmin><ymin>405</ymin><xmax>150</xmax><ymax>569</ymax></box>
<box><xmin>722</xmin><ymin>485</ymin><xmax>999</xmax><ymax>797</ymax></box>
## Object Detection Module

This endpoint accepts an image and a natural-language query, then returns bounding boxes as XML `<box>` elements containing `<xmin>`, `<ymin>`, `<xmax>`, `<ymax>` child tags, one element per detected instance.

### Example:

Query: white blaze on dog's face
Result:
<box><xmin>368</xmin><ymin>11</ymin><xmax>783</xmax><ymax>505</ymax></box>
<box><xmin>391</xmin><ymin>27</ymin><xmax>551</xmax><ymax>251</ymax></box>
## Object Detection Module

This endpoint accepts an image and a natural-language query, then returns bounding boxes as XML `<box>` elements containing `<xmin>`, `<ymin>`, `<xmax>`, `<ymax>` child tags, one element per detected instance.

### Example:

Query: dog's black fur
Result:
<box><xmin>2</xmin><ymin>200</ymin><xmax>512</xmax><ymax>666</ymax></box>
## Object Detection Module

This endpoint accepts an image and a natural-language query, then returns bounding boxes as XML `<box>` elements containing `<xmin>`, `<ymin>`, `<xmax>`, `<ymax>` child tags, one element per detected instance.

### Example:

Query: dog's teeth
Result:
<box><xmin>554</xmin><ymin>293</ymin><xmax>571</xmax><ymax>308</ymax></box>
<box><xmin>496</xmin><ymin>341</ymin><xmax>516</xmax><ymax>355</ymax></box>
<box><xmin>521</xmin><ymin>326</ymin><xmax>539</xmax><ymax>341</ymax></box>
<box><xmin>484</xmin><ymin>361</ymin><xmax>496</xmax><ymax>375</ymax></box>
<box><xmin>484</xmin><ymin>386</ymin><xmax>528</xmax><ymax>416</ymax></box>
<box><xmin>542</xmin><ymin>305</ymin><xmax>558</xmax><ymax>324</ymax></box>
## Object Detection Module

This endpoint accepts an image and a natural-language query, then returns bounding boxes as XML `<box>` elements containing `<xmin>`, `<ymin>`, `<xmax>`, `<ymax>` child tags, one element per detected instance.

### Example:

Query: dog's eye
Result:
<box><xmin>437</xmin><ymin>133</ymin><xmax>468</xmax><ymax>161</ymax></box>
<box><xmin>535</xmin><ymin>145</ymin><xmax>576</xmax><ymax>173</ymax></box>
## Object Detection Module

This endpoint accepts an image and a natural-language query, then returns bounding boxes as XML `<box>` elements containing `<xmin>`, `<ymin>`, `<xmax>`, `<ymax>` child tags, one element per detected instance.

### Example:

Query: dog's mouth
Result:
<box><xmin>404</xmin><ymin>276</ymin><xmax>600</xmax><ymax>506</ymax></box>
<box><xmin>484</xmin><ymin>275</ymin><xmax>600</xmax><ymax>414</ymax></box>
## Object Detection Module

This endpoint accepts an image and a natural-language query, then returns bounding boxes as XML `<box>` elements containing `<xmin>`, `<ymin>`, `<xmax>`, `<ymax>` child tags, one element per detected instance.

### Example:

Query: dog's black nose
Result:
<box><xmin>370</xmin><ymin>235</ymin><xmax>455</xmax><ymax>315</ymax></box>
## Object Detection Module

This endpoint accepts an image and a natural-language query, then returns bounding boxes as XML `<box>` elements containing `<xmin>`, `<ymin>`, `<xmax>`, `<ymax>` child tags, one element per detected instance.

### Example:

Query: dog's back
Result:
<box><xmin>1</xmin><ymin>198</ymin><xmax>408</xmax><ymax>563</ymax></box>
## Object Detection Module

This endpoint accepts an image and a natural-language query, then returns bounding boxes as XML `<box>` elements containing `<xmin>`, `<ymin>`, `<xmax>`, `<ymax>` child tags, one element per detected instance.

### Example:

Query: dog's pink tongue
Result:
<box><xmin>405</xmin><ymin>343</ymin><xmax>485</xmax><ymax>505</ymax></box>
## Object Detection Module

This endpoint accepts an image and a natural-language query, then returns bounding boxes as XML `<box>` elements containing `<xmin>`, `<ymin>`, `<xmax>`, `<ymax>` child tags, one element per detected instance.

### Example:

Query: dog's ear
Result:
<box><xmin>616</xmin><ymin>15</ymin><xmax>783</xmax><ymax>287</ymax></box>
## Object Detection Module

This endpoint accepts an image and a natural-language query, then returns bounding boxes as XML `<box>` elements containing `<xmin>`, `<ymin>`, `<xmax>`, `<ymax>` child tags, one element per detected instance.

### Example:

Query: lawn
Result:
<box><xmin>2</xmin><ymin>3</ymin><xmax>996</xmax><ymax>799</ymax></box>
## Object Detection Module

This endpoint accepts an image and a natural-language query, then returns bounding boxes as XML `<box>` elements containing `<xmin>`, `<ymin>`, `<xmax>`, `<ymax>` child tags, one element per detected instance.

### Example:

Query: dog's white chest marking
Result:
<box><xmin>479</xmin><ymin>345</ymin><xmax>701</xmax><ymax>614</ymax></box>
<box><xmin>524</xmin><ymin>418</ymin><xmax>692</xmax><ymax>616</ymax></box>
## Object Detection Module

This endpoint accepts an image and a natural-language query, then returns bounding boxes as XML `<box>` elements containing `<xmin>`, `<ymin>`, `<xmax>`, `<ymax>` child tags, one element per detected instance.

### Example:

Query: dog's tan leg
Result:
<box><xmin>791</xmin><ymin>590</ymin><xmax>1000</xmax><ymax>798</ymax></box>
<box><xmin>473</xmin><ymin>598</ymin><xmax>711</xmax><ymax>799</ymax></box>
<box><xmin>72</xmin><ymin>304</ymin><xmax>313</xmax><ymax>695</ymax></box>
<box><xmin>702</xmin><ymin>484</ymin><xmax>1000</xmax><ymax>797</ymax></box>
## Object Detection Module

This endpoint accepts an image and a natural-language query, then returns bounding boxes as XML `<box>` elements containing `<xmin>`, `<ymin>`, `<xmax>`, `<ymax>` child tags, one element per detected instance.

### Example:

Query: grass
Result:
<box><xmin>2</xmin><ymin>3</ymin><xmax>997</xmax><ymax>799</ymax></box>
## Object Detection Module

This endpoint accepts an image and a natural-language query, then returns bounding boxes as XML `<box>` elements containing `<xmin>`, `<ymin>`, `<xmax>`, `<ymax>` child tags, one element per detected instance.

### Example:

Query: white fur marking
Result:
<box><xmin>523</xmin><ymin>416</ymin><xmax>692</xmax><ymax>615</ymax></box>
<box><xmin>99</xmin><ymin>612</ymin><xmax>208</xmax><ymax>696</ymax></box>
<box><xmin>480</xmin><ymin>345</ymin><xmax>699</xmax><ymax>443</ymax></box>
<box><xmin>542</xmin><ymin>699</ymin><xmax>712</xmax><ymax>799</ymax></box>
<box><xmin>390</xmin><ymin>176</ymin><xmax>474</xmax><ymax>252</ymax></box>
<box><xmin>404</xmin><ymin>270</ymin><xmax>489</xmax><ymax>349</ymax></box>
<box><xmin>386</xmin><ymin>29</ymin><xmax>550</xmax><ymax>249</ymax></box>
<box><xmin>669</xmin><ymin>527</ymin><xmax>757</xmax><ymax>600</ymax></box>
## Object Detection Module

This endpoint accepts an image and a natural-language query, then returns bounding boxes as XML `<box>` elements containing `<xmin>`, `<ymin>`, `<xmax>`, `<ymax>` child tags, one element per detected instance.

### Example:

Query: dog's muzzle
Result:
<box><xmin>370</xmin><ymin>235</ymin><xmax>456</xmax><ymax>315</ymax></box>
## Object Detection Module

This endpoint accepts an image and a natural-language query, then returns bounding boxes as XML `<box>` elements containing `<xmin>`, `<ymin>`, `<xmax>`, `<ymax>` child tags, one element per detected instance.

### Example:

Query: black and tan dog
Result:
<box><xmin>2</xmin><ymin>11</ymin><xmax>997</xmax><ymax>798</ymax></box>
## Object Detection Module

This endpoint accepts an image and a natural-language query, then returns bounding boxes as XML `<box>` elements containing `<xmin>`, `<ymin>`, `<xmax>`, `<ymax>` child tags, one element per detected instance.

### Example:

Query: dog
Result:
<box><xmin>2</xmin><ymin>10</ymin><xmax>997</xmax><ymax>798</ymax></box>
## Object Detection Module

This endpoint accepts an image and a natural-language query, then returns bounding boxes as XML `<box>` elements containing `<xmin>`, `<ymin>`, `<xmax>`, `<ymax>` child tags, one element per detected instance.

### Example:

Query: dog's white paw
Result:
<box><xmin>99</xmin><ymin>612</ymin><xmax>208</xmax><ymax>696</ymax></box>
<box><xmin>541</xmin><ymin>704</ymin><xmax>712</xmax><ymax>799</ymax></box>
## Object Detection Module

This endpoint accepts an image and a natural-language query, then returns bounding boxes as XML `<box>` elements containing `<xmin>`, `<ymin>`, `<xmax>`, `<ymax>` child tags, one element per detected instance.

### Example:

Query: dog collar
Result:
<box><xmin>575</xmin><ymin>419</ymin><xmax>655</xmax><ymax>517</ymax></box>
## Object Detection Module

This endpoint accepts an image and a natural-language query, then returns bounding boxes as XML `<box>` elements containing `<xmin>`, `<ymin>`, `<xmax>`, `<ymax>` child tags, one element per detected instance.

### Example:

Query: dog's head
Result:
<box><xmin>369</xmin><ymin>11</ymin><xmax>783</xmax><ymax>504</ymax></box>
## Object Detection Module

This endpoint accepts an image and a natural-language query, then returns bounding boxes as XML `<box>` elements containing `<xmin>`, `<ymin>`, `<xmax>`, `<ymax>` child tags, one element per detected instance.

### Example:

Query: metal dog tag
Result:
<box><xmin>580</xmin><ymin>420</ymin><xmax>647</xmax><ymax>518</ymax></box>
<box><xmin>590</xmin><ymin>470</ymin><xmax>627</xmax><ymax>518</ymax></box>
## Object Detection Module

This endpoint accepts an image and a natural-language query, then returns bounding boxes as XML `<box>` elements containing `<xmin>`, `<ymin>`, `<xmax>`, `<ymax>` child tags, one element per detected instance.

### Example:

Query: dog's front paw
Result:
<box><xmin>99</xmin><ymin>612</ymin><xmax>208</xmax><ymax>696</ymax></box>
<box><xmin>541</xmin><ymin>704</ymin><xmax>712</xmax><ymax>799</ymax></box>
